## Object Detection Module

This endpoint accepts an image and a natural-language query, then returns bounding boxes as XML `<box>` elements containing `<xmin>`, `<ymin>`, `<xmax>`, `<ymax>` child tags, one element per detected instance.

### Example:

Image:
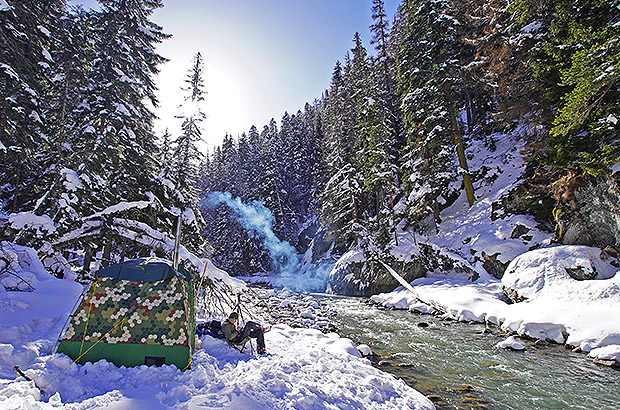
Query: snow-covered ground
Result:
<box><xmin>0</xmin><ymin>243</ymin><xmax>434</xmax><ymax>409</ymax></box>
<box><xmin>391</xmin><ymin>132</ymin><xmax>553</xmax><ymax>270</ymax></box>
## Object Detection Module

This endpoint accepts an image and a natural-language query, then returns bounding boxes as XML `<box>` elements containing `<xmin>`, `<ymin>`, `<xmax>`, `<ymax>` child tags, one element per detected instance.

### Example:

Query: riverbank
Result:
<box><xmin>321</xmin><ymin>294</ymin><xmax>620</xmax><ymax>410</ymax></box>
<box><xmin>370</xmin><ymin>246</ymin><xmax>620</xmax><ymax>368</ymax></box>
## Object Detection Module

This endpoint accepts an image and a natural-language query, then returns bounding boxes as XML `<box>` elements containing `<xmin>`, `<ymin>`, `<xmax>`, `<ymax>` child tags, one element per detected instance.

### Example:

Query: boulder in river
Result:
<box><xmin>357</xmin><ymin>344</ymin><xmax>372</xmax><ymax>357</ymax></box>
<box><xmin>495</xmin><ymin>336</ymin><xmax>526</xmax><ymax>351</ymax></box>
<box><xmin>588</xmin><ymin>344</ymin><xmax>620</xmax><ymax>368</ymax></box>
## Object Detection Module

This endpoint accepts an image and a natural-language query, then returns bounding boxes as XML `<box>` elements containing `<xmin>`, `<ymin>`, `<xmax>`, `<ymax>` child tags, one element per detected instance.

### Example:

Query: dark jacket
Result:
<box><xmin>221</xmin><ymin>319</ymin><xmax>239</xmax><ymax>342</ymax></box>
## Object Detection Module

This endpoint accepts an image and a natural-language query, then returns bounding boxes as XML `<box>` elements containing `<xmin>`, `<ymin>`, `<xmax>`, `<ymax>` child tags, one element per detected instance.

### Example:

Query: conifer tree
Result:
<box><xmin>0</xmin><ymin>0</ymin><xmax>67</xmax><ymax>213</ymax></box>
<box><xmin>167</xmin><ymin>52</ymin><xmax>209</xmax><ymax>255</ymax></box>
<box><xmin>527</xmin><ymin>0</ymin><xmax>620</xmax><ymax>173</ymax></box>
<box><xmin>173</xmin><ymin>52</ymin><xmax>206</xmax><ymax>198</ymax></box>
<box><xmin>363</xmin><ymin>0</ymin><xmax>404</xmax><ymax>251</ymax></box>
<box><xmin>57</xmin><ymin>0</ymin><xmax>172</xmax><ymax>265</ymax></box>
<box><xmin>397</xmin><ymin>0</ymin><xmax>476</xmax><ymax>232</ymax></box>
<box><xmin>320</xmin><ymin>59</ymin><xmax>364</xmax><ymax>250</ymax></box>
<box><xmin>72</xmin><ymin>0</ymin><xmax>168</xmax><ymax>206</ymax></box>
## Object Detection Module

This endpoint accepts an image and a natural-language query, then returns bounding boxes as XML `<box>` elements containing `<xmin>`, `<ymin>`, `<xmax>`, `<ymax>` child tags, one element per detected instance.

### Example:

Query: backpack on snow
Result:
<box><xmin>196</xmin><ymin>320</ymin><xmax>225</xmax><ymax>339</ymax></box>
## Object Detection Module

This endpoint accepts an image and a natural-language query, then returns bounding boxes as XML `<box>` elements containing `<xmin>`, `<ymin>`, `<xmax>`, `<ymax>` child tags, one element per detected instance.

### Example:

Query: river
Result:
<box><xmin>316</xmin><ymin>294</ymin><xmax>620</xmax><ymax>410</ymax></box>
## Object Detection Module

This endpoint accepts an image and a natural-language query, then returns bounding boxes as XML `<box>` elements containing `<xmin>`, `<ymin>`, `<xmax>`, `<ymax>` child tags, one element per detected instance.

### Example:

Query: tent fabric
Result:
<box><xmin>57</xmin><ymin>259</ymin><xmax>195</xmax><ymax>370</ymax></box>
<box><xmin>56</xmin><ymin>341</ymin><xmax>190</xmax><ymax>369</ymax></box>
<box><xmin>96</xmin><ymin>258</ymin><xmax>190</xmax><ymax>282</ymax></box>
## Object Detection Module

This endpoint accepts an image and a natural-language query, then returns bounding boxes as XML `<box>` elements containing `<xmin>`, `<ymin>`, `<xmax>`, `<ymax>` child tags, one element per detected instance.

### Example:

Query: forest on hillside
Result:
<box><xmin>1</xmin><ymin>0</ymin><xmax>619</xmax><ymax>279</ymax></box>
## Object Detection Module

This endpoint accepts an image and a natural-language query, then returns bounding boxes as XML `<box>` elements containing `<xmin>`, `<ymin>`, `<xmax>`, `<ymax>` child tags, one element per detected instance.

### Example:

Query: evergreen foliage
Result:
<box><xmin>397</xmin><ymin>0</ymin><xmax>476</xmax><ymax>231</ymax></box>
<box><xmin>524</xmin><ymin>0</ymin><xmax>620</xmax><ymax>173</ymax></box>
<box><xmin>0</xmin><ymin>0</ymin><xmax>206</xmax><ymax>275</ymax></box>
<box><xmin>200</xmin><ymin>105</ymin><xmax>325</xmax><ymax>275</ymax></box>
<box><xmin>0</xmin><ymin>0</ymin><xmax>67</xmax><ymax>213</ymax></box>
<box><xmin>2</xmin><ymin>0</ymin><xmax>618</xmax><ymax>278</ymax></box>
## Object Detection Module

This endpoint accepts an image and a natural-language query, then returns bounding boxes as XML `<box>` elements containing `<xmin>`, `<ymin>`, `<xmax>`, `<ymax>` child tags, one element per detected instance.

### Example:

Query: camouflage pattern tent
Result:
<box><xmin>57</xmin><ymin>259</ymin><xmax>195</xmax><ymax>369</ymax></box>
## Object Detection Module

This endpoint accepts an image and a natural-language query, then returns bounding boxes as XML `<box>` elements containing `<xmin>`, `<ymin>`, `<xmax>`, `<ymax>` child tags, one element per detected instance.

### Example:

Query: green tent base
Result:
<box><xmin>56</xmin><ymin>259</ymin><xmax>195</xmax><ymax>370</ymax></box>
<box><xmin>57</xmin><ymin>340</ymin><xmax>191</xmax><ymax>369</ymax></box>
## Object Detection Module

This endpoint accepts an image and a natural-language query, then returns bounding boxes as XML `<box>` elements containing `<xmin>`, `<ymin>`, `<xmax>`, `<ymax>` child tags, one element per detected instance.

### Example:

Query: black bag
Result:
<box><xmin>208</xmin><ymin>320</ymin><xmax>225</xmax><ymax>339</ymax></box>
<box><xmin>197</xmin><ymin>320</ymin><xmax>225</xmax><ymax>339</ymax></box>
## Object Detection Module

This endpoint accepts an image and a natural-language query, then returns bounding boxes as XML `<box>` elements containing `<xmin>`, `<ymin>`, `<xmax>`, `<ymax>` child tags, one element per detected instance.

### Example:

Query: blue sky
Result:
<box><xmin>72</xmin><ymin>0</ymin><xmax>400</xmax><ymax>149</ymax></box>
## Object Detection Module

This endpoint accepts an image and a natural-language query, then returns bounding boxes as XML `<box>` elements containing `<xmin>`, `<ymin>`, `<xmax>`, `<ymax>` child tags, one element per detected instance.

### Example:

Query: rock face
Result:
<box><xmin>482</xmin><ymin>252</ymin><xmax>510</xmax><ymax>280</ymax></box>
<box><xmin>326</xmin><ymin>244</ymin><xmax>478</xmax><ymax>297</ymax></box>
<box><xmin>491</xmin><ymin>165</ymin><xmax>620</xmax><ymax>250</ymax></box>
<box><xmin>326</xmin><ymin>255</ymin><xmax>427</xmax><ymax>296</ymax></box>
<box><xmin>554</xmin><ymin>172</ymin><xmax>620</xmax><ymax>248</ymax></box>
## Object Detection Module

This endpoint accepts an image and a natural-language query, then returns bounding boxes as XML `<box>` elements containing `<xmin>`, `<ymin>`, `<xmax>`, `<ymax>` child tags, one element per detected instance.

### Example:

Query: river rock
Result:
<box><xmin>517</xmin><ymin>322</ymin><xmax>567</xmax><ymax>344</ymax></box>
<box><xmin>357</xmin><ymin>344</ymin><xmax>372</xmax><ymax>357</ymax></box>
<box><xmin>587</xmin><ymin>344</ymin><xmax>620</xmax><ymax>368</ymax></box>
<box><xmin>496</xmin><ymin>336</ymin><xmax>525</xmax><ymax>351</ymax></box>
<box><xmin>553</xmin><ymin>172</ymin><xmax>620</xmax><ymax>248</ymax></box>
<box><xmin>592</xmin><ymin>358</ymin><xmax>620</xmax><ymax>368</ymax></box>
<box><xmin>325</xmin><ymin>250</ymin><xmax>426</xmax><ymax>296</ymax></box>
<box><xmin>326</xmin><ymin>244</ymin><xmax>478</xmax><ymax>297</ymax></box>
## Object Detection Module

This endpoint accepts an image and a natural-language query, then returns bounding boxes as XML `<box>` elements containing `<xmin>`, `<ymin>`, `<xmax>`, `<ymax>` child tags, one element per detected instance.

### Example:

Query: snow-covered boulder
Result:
<box><xmin>588</xmin><ymin>344</ymin><xmax>620</xmax><ymax>367</ymax></box>
<box><xmin>502</xmin><ymin>245</ymin><xmax>619</xmax><ymax>302</ymax></box>
<box><xmin>357</xmin><ymin>344</ymin><xmax>372</xmax><ymax>357</ymax></box>
<box><xmin>300</xmin><ymin>309</ymin><xmax>316</xmax><ymax>320</ymax></box>
<box><xmin>496</xmin><ymin>336</ymin><xmax>525</xmax><ymax>351</ymax></box>
<box><xmin>588</xmin><ymin>344</ymin><xmax>620</xmax><ymax>361</ymax></box>
<box><xmin>515</xmin><ymin>322</ymin><xmax>567</xmax><ymax>344</ymax></box>
<box><xmin>327</xmin><ymin>244</ymin><xmax>477</xmax><ymax>297</ymax></box>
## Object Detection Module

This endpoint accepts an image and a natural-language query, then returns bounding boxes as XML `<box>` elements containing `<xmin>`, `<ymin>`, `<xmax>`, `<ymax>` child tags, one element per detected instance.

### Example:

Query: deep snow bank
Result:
<box><xmin>372</xmin><ymin>245</ymin><xmax>620</xmax><ymax>360</ymax></box>
<box><xmin>0</xmin><ymin>242</ymin><xmax>84</xmax><ymax>371</ymax></box>
<box><xmin>0</xmin><ymin>243</ymin><xmax>434</xmax><ymax>410</ymax></box>
<box><xmin>502</xmin><ymin>245</ymin><xmax>618</xmax><ymax>301</ymax></box>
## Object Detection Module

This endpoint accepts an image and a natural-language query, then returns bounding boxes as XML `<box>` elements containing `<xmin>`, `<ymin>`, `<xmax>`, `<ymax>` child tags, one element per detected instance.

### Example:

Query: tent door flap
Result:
<box><xmin>145</xmin><ymin>356</ymin><xmax>166</xmax><ymax>366</ymax></box>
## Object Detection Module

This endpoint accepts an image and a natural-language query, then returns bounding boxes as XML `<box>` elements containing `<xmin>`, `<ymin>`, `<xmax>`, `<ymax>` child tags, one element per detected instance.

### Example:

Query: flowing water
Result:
<box><xmin>317</xmin><ymin>295</ymin><xmax>620</xmax><ymax>410</ymax></box>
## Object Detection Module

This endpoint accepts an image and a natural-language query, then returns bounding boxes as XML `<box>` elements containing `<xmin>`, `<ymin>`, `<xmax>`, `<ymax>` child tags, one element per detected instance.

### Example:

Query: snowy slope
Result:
<box><xmin>422</xmin><ymin>131</ymin><xmax>552</xmax><ymax>268</ymax></box>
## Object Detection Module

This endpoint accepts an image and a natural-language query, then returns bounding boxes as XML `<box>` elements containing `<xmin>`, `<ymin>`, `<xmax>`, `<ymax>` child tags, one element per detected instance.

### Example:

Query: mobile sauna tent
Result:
<box><xmin>57</xmin><ymin>258</ymin><xmax>195</xmax><ymax>369</ymax></box>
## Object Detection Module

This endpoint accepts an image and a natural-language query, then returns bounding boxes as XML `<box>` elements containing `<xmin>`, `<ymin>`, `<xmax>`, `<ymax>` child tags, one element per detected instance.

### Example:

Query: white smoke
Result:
<box><xmin>203</xmin><ymin>191</ymin><xmax>299</xmax><ymax>277</ymax></box>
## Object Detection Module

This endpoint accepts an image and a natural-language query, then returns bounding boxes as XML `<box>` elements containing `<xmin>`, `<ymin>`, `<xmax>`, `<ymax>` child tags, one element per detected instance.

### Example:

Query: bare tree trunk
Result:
<box><xmin>119</xmin><ymin>239</ymin><xmax>127</xmax><ymax>263</ymax></box>
<box><xmin>443</xmin><ymin>84</ymin><xmax>475</xmax><ymax>207</ymax></box>
<box><xmin>83</xmin><ymin>244</ymin><xmax>94</xmax><ymax>273</ymax></box>
<box><xmin>102</xmin><ymin>242</ymin><xmax>113</xmax><ymax>268</ymax></box>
